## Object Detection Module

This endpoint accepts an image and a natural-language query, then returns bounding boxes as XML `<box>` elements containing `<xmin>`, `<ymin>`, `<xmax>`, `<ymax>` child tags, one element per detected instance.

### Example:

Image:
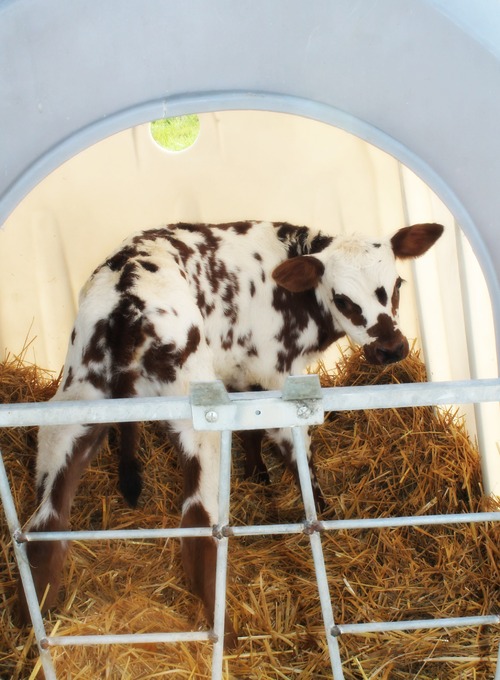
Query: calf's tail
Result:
<box><xmin>117</xmin><ymin>422</ymin><xmax>143</xmax><ymax>507</ymax></box>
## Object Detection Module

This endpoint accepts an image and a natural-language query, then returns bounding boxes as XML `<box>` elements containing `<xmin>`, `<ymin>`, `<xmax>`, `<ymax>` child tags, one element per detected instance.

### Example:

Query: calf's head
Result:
<box><xmin>272</xmin><ymin>223</ymin><xmax>444</xmax><ymax>365</ymax></box>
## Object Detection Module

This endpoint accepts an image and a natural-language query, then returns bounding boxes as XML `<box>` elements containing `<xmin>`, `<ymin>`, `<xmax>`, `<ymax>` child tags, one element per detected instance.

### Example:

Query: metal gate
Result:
<box><xmin>1</xmin><ymin>375</ymin><xmax>500</xmax><ymax>679</ymax></box>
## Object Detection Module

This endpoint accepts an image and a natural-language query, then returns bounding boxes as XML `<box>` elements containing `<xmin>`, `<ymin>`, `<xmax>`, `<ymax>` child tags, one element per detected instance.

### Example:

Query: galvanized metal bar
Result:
<box><xmin>333</xmin><ymin>614</ymin><xmax>500</xmax><ymax>636</ymax></box>
<box><xmin>18</xmin><ymin>509</ymin><xmax>500</xmax><ymax>544</ymax></box>
<box><xmin>291</xmin><ymin>427</ymin><xmax>345</xmax><ymax>680</ymax></box>
<box><xmin>20</xmin><ymin>526</ymin><xmax>213</xmax><ymax>542</ymax></box>
<box><xmin>211</xmin><ymin>429</ymin><xmax>233</xmax><ymax>680</ymax></box>
<box><xmin>17</xmin><ymin>508</ymin><xmax>500</xmax><ymax>547</ymax></box>
<box><xmin>0</xmin><ymin>394</ymin><xmax>191</xmax><ymax>427</ymax></box>
<box><xmin>319</xmin><ymin>511</ymin><xmax>500</xmax><ymax>532</ymax></box>
<box><xmin>321</xmin><ymin>378</ymin><xmax>500</xmax><ymax>412</ymax></box>
<box><xmin>291</xmin><ymin>426</ymin><xmax>318</xmax><ymax>522</ymax></box>
<box><xmin>228</xmin><ymin>511</ymin><xmax>500</xmax><ymax>538</ymax></box>
<box><xmin>46</xmin><ymin>630</ymin><xmax>212</xmax><ymax>647</ymax></box>
<box><xmin>0</xmin><ymin>452</ymin><xmax>57</xmax><ymax>680</ymax></box>
<box><xmin>0</xmin><ymin>378</ymin><xmax>498</xmax><ymax>430</ymax></box>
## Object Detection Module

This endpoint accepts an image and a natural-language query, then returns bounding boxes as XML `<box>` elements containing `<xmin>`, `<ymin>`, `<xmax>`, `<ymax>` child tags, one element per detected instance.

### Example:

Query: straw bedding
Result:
<box><xmin>0</xmin><ymin>346</ymin><xmax>498</xmax><ymax>679</ymax></box>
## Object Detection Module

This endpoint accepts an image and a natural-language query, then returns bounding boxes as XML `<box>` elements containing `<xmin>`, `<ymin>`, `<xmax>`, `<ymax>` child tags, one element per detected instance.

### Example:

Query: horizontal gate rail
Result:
<box><xmin>0</xmin><ymin>377</ymin><xmax>499</xmax><ymax>429</ymax></box>
<box><xmin>14</xmin><ymin>507</ymin><xmax>500</xmax><ymax>545</ymax></box>
<box><xmin>333</xmin><ymin>615</ymin><xmax>500</xmax><ymax>636</ymax></box>
<box><xmin>1</xmin><ymin>375</ymin><xmax>499</xmax><ymax>679</ymax></box>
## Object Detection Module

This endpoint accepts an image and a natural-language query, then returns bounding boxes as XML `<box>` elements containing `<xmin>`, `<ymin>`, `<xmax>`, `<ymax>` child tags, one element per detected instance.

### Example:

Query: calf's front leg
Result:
<box><xmin>238</xmin><ymin>429</ymin><xmax>271</xmax><ymax>484</ymax></box>
<box><xmin>175</xmin><ymin>426</ymin><xmax>238</xmax><ymax>649</ymax></box>
<box><xmin>266</xmin><ymin>427</ymin><xmax>326</xmax><ymax>513</ymax></box>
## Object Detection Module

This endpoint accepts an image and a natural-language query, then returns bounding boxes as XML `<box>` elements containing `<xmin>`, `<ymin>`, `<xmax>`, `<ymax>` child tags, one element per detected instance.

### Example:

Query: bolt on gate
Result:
<box><xmin>1</xmin><ymin>374</ymin><xmax>500</xmax><ymax>679</ymax></box>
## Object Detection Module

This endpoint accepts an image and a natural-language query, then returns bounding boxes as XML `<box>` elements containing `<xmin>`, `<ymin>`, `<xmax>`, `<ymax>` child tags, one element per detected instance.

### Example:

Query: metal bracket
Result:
<box><xmin>190</xmin><ymin>381</ymin><xmax>236</xmax><ymax>431</ymax></box>
<box><xmin>190</xmin><ymin>375</ymin><xmax>325</xmax><ymax>431</ymax></box>
<box><xmin>282</xmin><ymin>374</ymin><xmax>324</xmax><ymax>424</ymax></box>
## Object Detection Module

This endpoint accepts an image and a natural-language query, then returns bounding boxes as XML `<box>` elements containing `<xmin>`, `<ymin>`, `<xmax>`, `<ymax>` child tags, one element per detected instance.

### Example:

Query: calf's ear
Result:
<box><xmin>272</xmin><ymin>255</ymin><xmax>324</xmax><ymax>292</ymax></box>
<box><xmin>391</xmin><ymin>223</ymin><xmax>444</xmax><ymax>259</ymax></box>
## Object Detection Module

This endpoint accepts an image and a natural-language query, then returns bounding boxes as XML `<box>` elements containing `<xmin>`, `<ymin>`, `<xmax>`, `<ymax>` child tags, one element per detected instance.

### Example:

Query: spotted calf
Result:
<box><xmin>19</xmin><ymin>220</ymin><xmax>443</xmax><ymax>645</ymax></box>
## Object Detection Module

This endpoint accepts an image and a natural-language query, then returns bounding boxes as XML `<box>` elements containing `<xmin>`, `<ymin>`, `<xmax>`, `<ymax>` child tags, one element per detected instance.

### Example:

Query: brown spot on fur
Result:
<box><xmin>196</xmin><ymin>285</ymin><xmax>216</xmax><ymax>317</ymax></box>
<box><xmin>166</xmin><ymin>236</ymin><xmax>196</xmax><ymax>264</ymax></box>
<box><xmin>375</xmin><ymin>286</ymin><xmax>388</xmax><ymax>306</ymax></box>
<box><xmin>236</xmin><ymin>331</ymin><xmax>252</xmax><ymax>347</ymax></box>
<box><xmin>221</xmin><ymin>221</ymin><xmax>253</xmax><ymax>235</ymax></box>
<box><xmin>367</xmin><ymin>313</ymin><xmax>397</xmax><ymax>339</ymax></box>
<box><xmin>180</xmin><ymin>454</ymin><xmax>201</xmax><ymax>500</ymax></box>
<box><xmin>138</xmin><ymin>259</ymin><xmax>159</xmax><ymax>273</ymax></box>
<box><xmin>179</xmin><ymin>326</ymin><xmax>201</xmax><ymax>366</ymax></box>
<box><xmin>222</xmin><ymin>280</ymin><xmax>239</xmax><ymax>324</ymax></box>
<box><xmin>112</xmin><ymin>369</ymin><xmax>139</xmax><ymax>399</ymax></box>
<box><xmin>391</xmin><ymin>278</ymin><xmax>403</xmax><ymax>316</ymax></box>
<box><xmin>206</xmin><ymin>254</ymin><xmax>228</xmax><ymax>295</ymax></box>
<box><xmin>189</xmin><ymin>224</ymin><xmax>221</xmax><ymax>257</ymax></box>
<box><xmin>142</xmin><ymin>341</ymin><xmax>177</xmax><ymax>383</ymax></box>
<box><xmin>142</xmin><ymin>325</ymin><xmax>201</xmax><ymax>382</ymax></box>
<box><xmin>107</xmin><ymin>296</ymin><xmax>148</xmax><ymax>368</ymax></box>
<box><xmin>310</xmin><ymin>233</ymin><xmax>334</xmax><ymax>253</ymax></box>
<box><xmin>85</xmin><ymin>369</ymin><xmax>108</xmax><ymax>392</ymax></box>
<box><xmin>276</xmin><ymin>223</ymin><xmax>309</xmax><ymax>256</ymax></box>
<box><xmin>272</xmin><ymin>286</ymin><xmax>341</xmax><ymax>373</ymax></box>
<box><xmin>132</xmin><ymin>227</ymin><xmax>171</xmax><ymax>244</ymax></box>
<box><xmin>82</xmin><ymin>319</ymin><xmax>108</xmax><ymax>365</ymax></box>
<box><xmin>116</xmin><ymin>262</ymin><xmax>139</xmax><ymax>292</ymax></box>
<box><xmin>63</xmin><ymin>367</ymin><xmax>74</xmax><ymax>391</ymax></box>
<box><xmin>106</xmin><ymin>245</ymin><xmax>139</xmax><ymax>271</ymax></box>
<box><xmin>275</xmin><ymin>222</ymin><xmax>333</xmax><ymax>257</ymax></box>
<box><xmin>221</xmin><ymin>328</ymin><xmax>234</xmax><ymax>350</ymax></box>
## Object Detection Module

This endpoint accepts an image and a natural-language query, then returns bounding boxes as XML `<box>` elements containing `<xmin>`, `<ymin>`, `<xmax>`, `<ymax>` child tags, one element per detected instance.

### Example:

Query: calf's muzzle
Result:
<box><xmin>363</xmin><ymin>335</ymin><xmax>409</xmax><ymax>366</ymax></box>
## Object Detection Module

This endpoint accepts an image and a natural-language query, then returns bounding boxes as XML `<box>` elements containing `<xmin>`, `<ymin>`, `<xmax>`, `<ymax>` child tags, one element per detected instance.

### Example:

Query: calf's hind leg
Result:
<box><xmin>18</xmin><ymin>422</ymin><xmax>108</xmax><ymax>623</ymax></box>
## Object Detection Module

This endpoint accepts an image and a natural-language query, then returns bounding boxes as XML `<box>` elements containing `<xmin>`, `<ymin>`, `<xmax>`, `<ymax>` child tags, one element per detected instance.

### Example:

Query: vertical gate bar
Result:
<box><xmin>290</xmin><ymin>426</ymin><xmax>319</xmax><ymax>521</ymax></box>
<box><xmin>0</xmin><ymin>452</ymin><xmax>57</xmax><ymax>680</ymax></box>
<box><xmin>291</xmin><ymin>427</ymin><xmax>345</xmax><ymax>679</ymax></box>
<box><xmin>211</xmin><ymin>429</ymin><xmax>232</xmax><ymax>680</ymax></box>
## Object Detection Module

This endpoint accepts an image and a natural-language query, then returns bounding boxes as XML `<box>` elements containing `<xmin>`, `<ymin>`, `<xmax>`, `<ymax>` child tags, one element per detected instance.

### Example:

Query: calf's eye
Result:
<box><xmin>333</xmin><ymin>294</ymin><xmax>349</xmax><ymax>312</ymax></box>
<box><xmin>333</xmin><ymin>293</ymin><xmax>361</xmax><ymax>316</ymax></box>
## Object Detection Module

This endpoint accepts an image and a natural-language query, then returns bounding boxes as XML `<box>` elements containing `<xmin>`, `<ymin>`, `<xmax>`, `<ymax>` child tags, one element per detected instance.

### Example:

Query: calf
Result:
<box><xmin>19</xmin><ymin>220</ymin><xmax>443</xmax><ymax>645</ymax></box>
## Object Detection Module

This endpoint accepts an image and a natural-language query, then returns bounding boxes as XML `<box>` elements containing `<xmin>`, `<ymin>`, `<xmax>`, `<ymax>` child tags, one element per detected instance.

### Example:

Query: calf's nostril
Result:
<box><xmin>375</xmin><ymin>347</ymin><xmax>391</xmax><ymax>364</ymax></box>
<box><xmin>376</xmin><ymin>342</ymin><xmax>407</xmax><ymax>365</ymax></box>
